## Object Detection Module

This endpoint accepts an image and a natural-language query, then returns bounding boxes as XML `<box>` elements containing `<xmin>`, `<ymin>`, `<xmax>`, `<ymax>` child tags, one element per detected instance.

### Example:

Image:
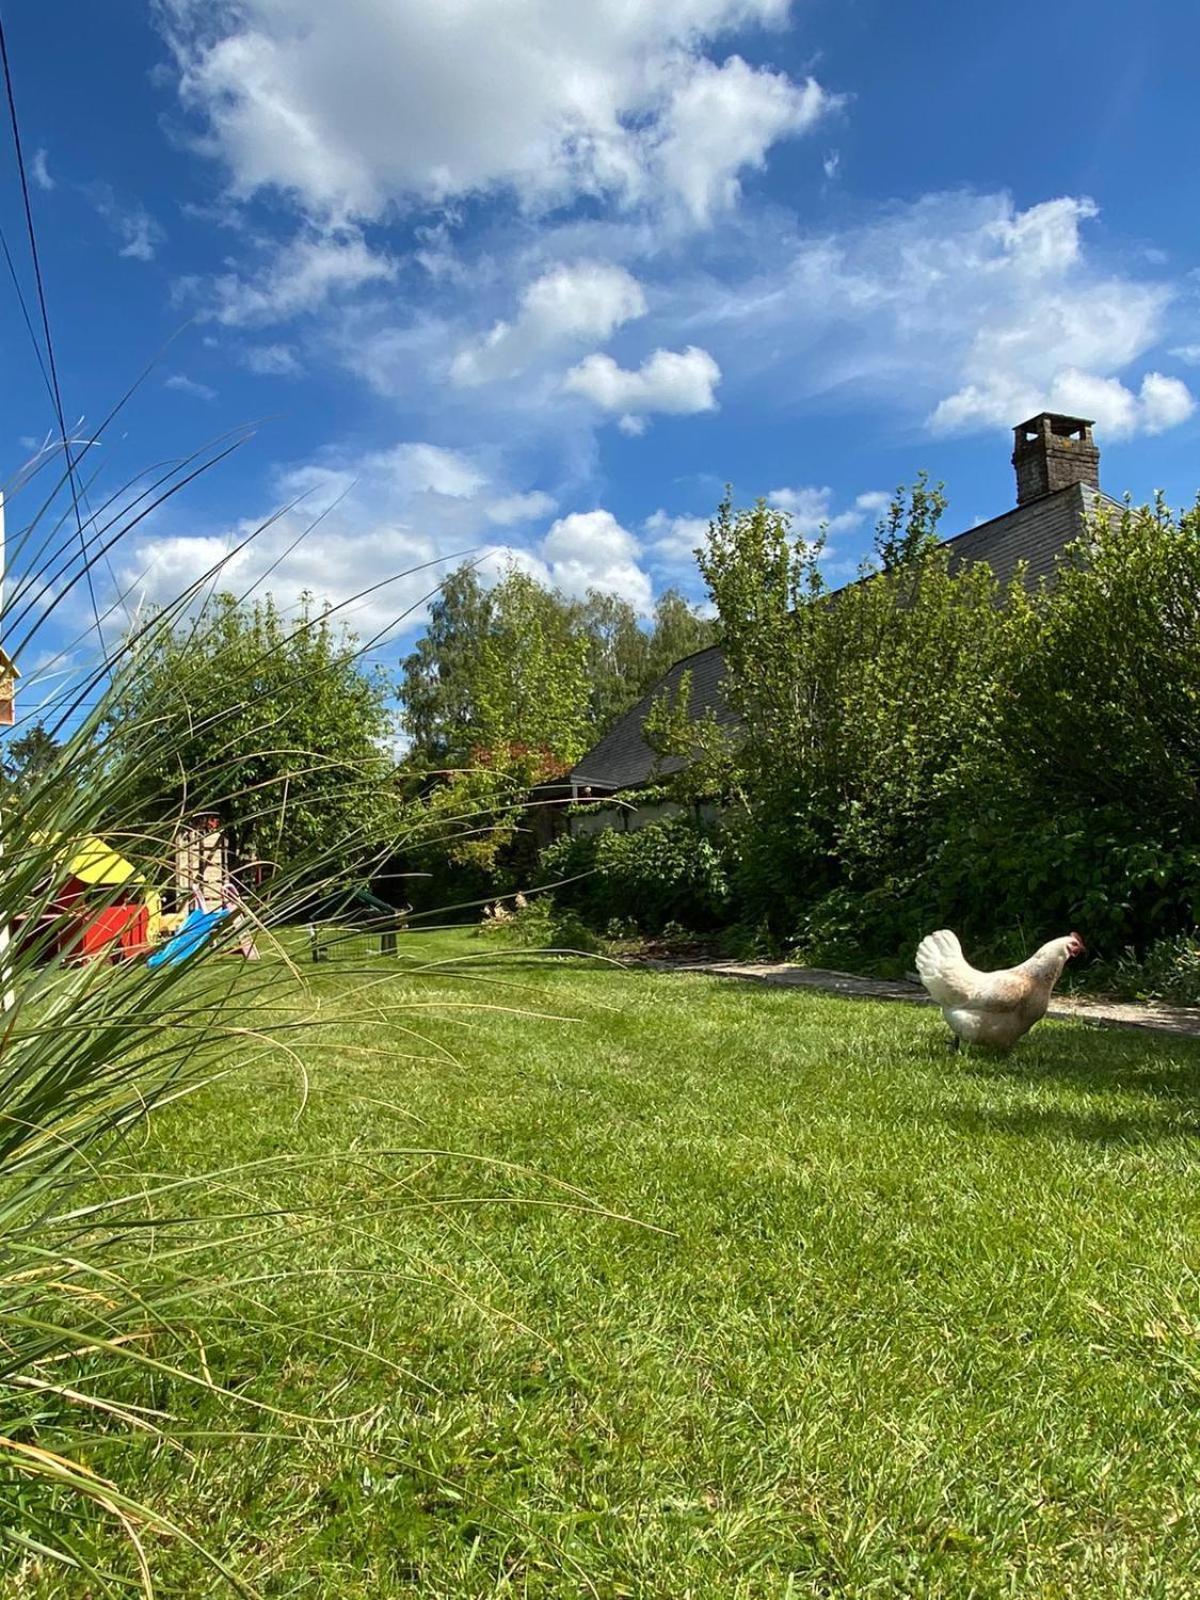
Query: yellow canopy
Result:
<box><xmin>31</xmin><ymin>831</ymin><xmax>143</xmax><ymax>888</ymax></box>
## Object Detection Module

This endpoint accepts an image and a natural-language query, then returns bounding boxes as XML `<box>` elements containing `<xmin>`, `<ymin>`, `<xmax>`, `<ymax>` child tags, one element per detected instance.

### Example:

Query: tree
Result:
<box><xmin>2</xmin><ymin>721</ymin><xmax>60</xmax><ymax>797</ymax></box>
<box><xmin>105</xmin><ymin>593</ymin><xmax>398</xmax><ymax>882</ymax></box>
<box><xmin>696</xmin><ymin>483</ymin><xmax>1011</xmax><ymax>946</ymax></box>
<box><xmin>642</xmin><ymin>669</ymin><xmax>738</xmax><ymax>804</ymax></box>
<box><xmin>471</xmin><ymin>568</ymin><xmax>591</xmax><ymax>772</ymax></box>
<box><xmin>399</xmin><ymin>562</ymin><xmax>716</xmax><ymax>766</ymax></box>
<box><xmin>872</xmin><ymin>470</ymin><xmax>947</xmax><ymax>570</ymax></box>
<box><xmin>399</xmin><ymin>565</ymin><xmax>494</xmax><ymax>768</ymax></box>
<box><xmin>577</xmin><ymin>587</ymin><xmax>718</xmax><ymax>732</ymax></box>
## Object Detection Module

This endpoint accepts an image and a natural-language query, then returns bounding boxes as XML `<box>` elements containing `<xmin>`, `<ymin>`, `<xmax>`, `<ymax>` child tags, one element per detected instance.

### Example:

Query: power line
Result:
<box><xmin>0</xmin><ymin>6</ymin><xmax>104</xmax><ymax>652</ymax></box>
<box><xmin>0</xmin><ymin>219</ymin><xmax>51</xmax><ymax>402</ymax></box>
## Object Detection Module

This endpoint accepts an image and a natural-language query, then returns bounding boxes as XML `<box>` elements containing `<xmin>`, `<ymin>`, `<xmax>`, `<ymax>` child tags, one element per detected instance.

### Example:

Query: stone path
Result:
<box><xmin>637</xmin><ymin>958</ymin><xmax>1200</xmax><ymax>1039</ymax></box>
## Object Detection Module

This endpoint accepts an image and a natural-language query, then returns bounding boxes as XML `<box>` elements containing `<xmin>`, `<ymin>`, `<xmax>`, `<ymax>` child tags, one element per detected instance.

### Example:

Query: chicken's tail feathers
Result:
<box><xmin>916</xmin><ymin>928</ymin><xmax>962</xmax><ymax>979</ymax></box>
<box><xmin>915</xmin><ymin>928</ymin><xmax>974</xmax><ymax>1008</ymax></box>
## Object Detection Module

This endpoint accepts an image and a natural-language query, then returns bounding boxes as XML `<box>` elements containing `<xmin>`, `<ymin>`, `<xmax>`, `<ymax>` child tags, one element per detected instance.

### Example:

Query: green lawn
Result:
<box><xmin>15</xmin><ymin>930</ymin><xmax>1200</xmax><ymax>1597</ymax></box>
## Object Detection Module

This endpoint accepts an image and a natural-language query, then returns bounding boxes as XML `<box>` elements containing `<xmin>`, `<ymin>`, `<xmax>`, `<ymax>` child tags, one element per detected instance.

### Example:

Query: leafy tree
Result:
<box><xmin>399</xmin><ymin>563</ymin><xmax>716</xmax><ymax>766</ymax></box>
<box><xmin>399</xmin><ymin>565</ymin><xmax>494</xmax><ymax>768</ymax></box>
<box><xmin>696</xmin><ymin>483</ymin><xmax>1014</xmax><ymax>947</ymax></box>
<box><xmin>471</xmin><ymin>568</ymin><xmax>591</xmax><ymax>772</ymax></box>
<box><xmin>580</xmin><ymin>588</ymin><xmax>718</xmax><ymax>731</ymax></box>
<box><xmin>872</xmin><ymin>470</ymin><xmax>947</xmax><ymax>569</ymax></box>
<box><xmin>398</xmin><ymin>561</ymin><xmax>717</xmax><ymax>879</ymax></box>
<box><xmin>105</xmin><ymin>592</ymin><xmax>398</xmax><ymax>882</ymax></box>
<box><xmin>399</xmin><ymin>567</ymin><xmax>591</xmax><ymax>874</ymax></box>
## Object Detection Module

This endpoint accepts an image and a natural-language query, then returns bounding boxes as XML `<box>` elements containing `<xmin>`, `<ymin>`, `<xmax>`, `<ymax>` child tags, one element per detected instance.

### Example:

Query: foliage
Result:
<box><xmin>872</xmin><ymin>468</ymin><xmax>947</xmax><ymax>568</ymax></box>
<box><xmin>474</xmin><ymin>892</ymin><xmax>601</xmax><ymax>952</ymax></box>
<box><xmin>698</xmin><ymin>485</ymin><xmax>1200</xmax><ymax>965</ymax></box>
<box><xmin>1097</xmin><ymin>932</ymin><xmax>1200</xmax><ymax>1006</ymax></box>
<box><xmin>103</xmin><ymin>591</ymin><xmax>398</xmax><ymax>884</ymax></box>
<box><xmin>399</xmin><ymin>565</ymin><xmax>715</xmax><ymax>881</ymax></box>
<box><xmin>399</xmin><ymin>564</ymin><xmax>716</xmax><ymax>769</ymax></box>
<box><xmin>577</xmin><ymin>587</ymin><xmax>715</xmax><ymax>732</ymax></box>
<box><xmin>1</xmin><ymin>720</ymin><xmax>59</xmax><ymax>797</ymax></box>
<box><xmin>538</xmin><ymin>818</ymin><xmax>731</xmax><ymax>935</ymax></box>
<box><xmin>642</xmin><ymin>668</ymin><xmax>740</xmax><ymax>804</ymax></box>
<box><xmin>396</xmin><ymin>564</ymin><xmax>495</xmax><ymax>767</ymax></box>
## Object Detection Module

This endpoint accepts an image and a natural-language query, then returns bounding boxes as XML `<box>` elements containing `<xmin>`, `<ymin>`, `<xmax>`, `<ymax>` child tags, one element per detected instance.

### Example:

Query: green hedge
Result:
<box><xmin>537</xmin><ymin>819</ymin><xmax>731</xmax><ymax>935</ymax></box>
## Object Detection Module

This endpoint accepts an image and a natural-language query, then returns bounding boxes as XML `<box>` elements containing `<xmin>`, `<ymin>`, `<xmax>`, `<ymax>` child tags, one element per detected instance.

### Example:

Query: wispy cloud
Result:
<box><xmin>239</xmin><ymin>342</ymin><xmax>302</xmax><ymax>376</ymax></box>
<box><xmin>195</xmin><ymin>227</ymin><xmax>395</xmax><ymax>326</ymax></box>
<box><xmin>164</xmin><ymin>372</ymin><xmax>217</xmax><ymax>401</ymax></box>
<box><xmin>87</xmin><ymin>184</ymin><xmax>165</xmax><ymax>261</ymax></box>
<box><xmin>31</xmin><ymin>147</ymin><xmax>54</xmax><ymax>191</ymax></box>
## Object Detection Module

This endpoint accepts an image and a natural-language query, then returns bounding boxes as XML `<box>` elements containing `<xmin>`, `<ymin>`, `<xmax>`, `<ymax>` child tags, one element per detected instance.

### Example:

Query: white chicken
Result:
<box><xmin>915</xmin><ymin>928</ymin><xmax>1085</xmax><ymax>1051</ymax></box>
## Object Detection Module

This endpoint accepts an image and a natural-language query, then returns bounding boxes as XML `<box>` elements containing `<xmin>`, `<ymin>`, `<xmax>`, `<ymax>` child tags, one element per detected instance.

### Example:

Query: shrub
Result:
<box><xmin>699</xmin><ymin>489</ymin><xmax>1200</xmax><ymax>966</ymax></box>
<box><xmin>538</xmin><ymin>818</ymin><xmax>731</xmax><ymax>935</ymax></box>
<box><xmin>1094</xmin><ymin>934</ymin><xmax>1200</xmax><ymax>1006</ymax></box>
<box><xmin>475</xmin><ymin>894</ymin><xmax>600</xmax><ymax>952</ymax></box>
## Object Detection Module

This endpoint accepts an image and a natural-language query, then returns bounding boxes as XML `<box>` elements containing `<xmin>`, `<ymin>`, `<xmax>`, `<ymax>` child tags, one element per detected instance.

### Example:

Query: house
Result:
<box><xmin>567</xmin><ymin>413</ymin><xmax>1122</xmax><ymax>808</ymax></box>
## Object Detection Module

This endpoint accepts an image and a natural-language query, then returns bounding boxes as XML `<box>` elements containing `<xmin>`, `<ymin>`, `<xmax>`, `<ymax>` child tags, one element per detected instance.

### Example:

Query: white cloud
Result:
<box><xmin>121</xmin><ymin>439</ymin><xmax>654</xmax><ymax>635</ymax></box>
<box><xmin>240</xmin><ymin>342</ymin><xmax>302</xmax><ymax>376</ymax></box>
<box><xmin>767</xmin><ymin>485</ymin><xmax>887</xmax><ymax>537</ymax></box>
<box><xmin>160</xmin><ymin>0</ymin><xmax>831</xmax><ymax>225</ymax></box>
<box><xmin>644</xmin><ymin>509</ymin><xmax>709</xmax><ymax>563</ymax></box>
<box><xmin>486</xmin><ymin>491</ymin><xmax>558</xmax><ymax>526</ymax></box>
<box><xmin>1138</xmin><ymin>371</ymin><xmax>1196</xmax><ymax>433</ymax></box>
<box><xmin>375</xmin><ymin>442</ymin><xmax>487</xmax><ymax>499</ymax></box>
<box><xmin>451</xmin><ymin>261</ymin><xmax>646</xmax><ymax>386</ymax></box>
<box><xmin>203</xmin><ymin>228</ymin><xmax>396</xmax><ymax>326</ymax></box>
<box><xmin>165</xmin><ymin>372</ymin><xmax>217</xmax><ymax>401</ymax></box>
<box><xmin>1169</xmin><ymin>344</ymin><xmax>1200</xmax><ymax>365</ymax></box>
<box><xmin>118</xmin><ymin>212</ymin><xmax>162</xmax><ymax>261</ymax></box>
<box><xmin>118</xmin><ymin>439</ymin><xmax>512</xmax><ymax>642</ymax></box>
<box><xmin>564</xmin><ymin>345</ymin><xmax>721</xmax><ymax>426</ymax></box>
<box><xmin>905</xmin><ymin>196</ymin><xmax>1189</xmax><ymax>440</ymax></box>
<box><xmin>854</xmin><ymin>490</ymin><xmax>891</xmax><ymax>515</ymax></box>
<box><xmin>539</xmin><ymin>509</ymin><xmax>653</xmax><ymax>611</ymax></box>
<box><xmin>933</xmin><ymin>366</ymin><xmax>1195</xmax><ymax>440</ymax></box>
<box><xmin>656</xmin><ymin>57</ymin><xmax>837</xmax><ymax>223</ymax></box>
<box><xmin>685</xmin><ymin>188</ymin><xmax>1184</xmax><ymax>442</ymax></box>
<box><xmin>31</xmin><ymin>148</ymin><xmax>54</xmax><ymax>191</ymax></box>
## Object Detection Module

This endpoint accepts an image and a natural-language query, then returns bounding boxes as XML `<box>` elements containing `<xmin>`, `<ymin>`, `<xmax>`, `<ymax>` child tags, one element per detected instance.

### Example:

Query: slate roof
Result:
<box><xmin>569</xmin><ymin>482</ymin><xmax>1123</xmax><ymax>795</ymax></box>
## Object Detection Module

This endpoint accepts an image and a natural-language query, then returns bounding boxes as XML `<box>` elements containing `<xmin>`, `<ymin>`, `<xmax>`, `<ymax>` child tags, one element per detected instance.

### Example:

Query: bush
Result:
<box><xmin>1093</xmin><ymin>934</ymin><xmax>1200</xmax><ymax>1006</ymax></box>
<box><xmin>700</xmin><ymin>491</ymin><xmax>1200</xmax><ymax>967</ymax></box>
<box><xmin>475</xmin><ymin>894</ymin><xmax>601</xmax><ymax>953</ymax></box>
<box><xmin>537</xmin><ymin>819</ymin><xmax>731</xmax><ymax>935</ymax></box>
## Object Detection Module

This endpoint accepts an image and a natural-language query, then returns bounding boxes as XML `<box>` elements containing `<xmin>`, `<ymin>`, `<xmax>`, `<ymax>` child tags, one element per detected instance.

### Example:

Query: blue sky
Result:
<box><xmin>3</xmin><ymin>0</ymin><xmax>1199</xmax><ymax>688</ymax></box>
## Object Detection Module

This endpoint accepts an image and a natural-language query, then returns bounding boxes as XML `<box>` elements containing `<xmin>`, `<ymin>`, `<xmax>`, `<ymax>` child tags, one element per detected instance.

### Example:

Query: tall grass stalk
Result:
<box><xmin>0</xmin><ymin>438</ymin><xmax>537</xmax><ymax>1590</ymax></box>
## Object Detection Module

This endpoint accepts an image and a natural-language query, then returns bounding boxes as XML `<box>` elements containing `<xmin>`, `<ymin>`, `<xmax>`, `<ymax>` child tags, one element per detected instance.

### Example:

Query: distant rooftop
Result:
<box><xmin>570</xmin><ymin>416</ymin><xmax>1122</xmax><ymax>796</ymax></box>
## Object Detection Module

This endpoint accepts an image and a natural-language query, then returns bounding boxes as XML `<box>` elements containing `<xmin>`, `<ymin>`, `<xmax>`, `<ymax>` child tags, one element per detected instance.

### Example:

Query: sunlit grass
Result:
<box><xmin>12</xmin><ymin>928</ymin><xmax>1200</xmax><ymax>1597</ymax></box>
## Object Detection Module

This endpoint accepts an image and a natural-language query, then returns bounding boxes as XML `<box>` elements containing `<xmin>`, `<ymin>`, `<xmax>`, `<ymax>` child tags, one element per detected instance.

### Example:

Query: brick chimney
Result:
<box><xmin>1012</xmin><ymin>413</ymin><xmax>1100</xmax><ymax>505</ymax></box>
